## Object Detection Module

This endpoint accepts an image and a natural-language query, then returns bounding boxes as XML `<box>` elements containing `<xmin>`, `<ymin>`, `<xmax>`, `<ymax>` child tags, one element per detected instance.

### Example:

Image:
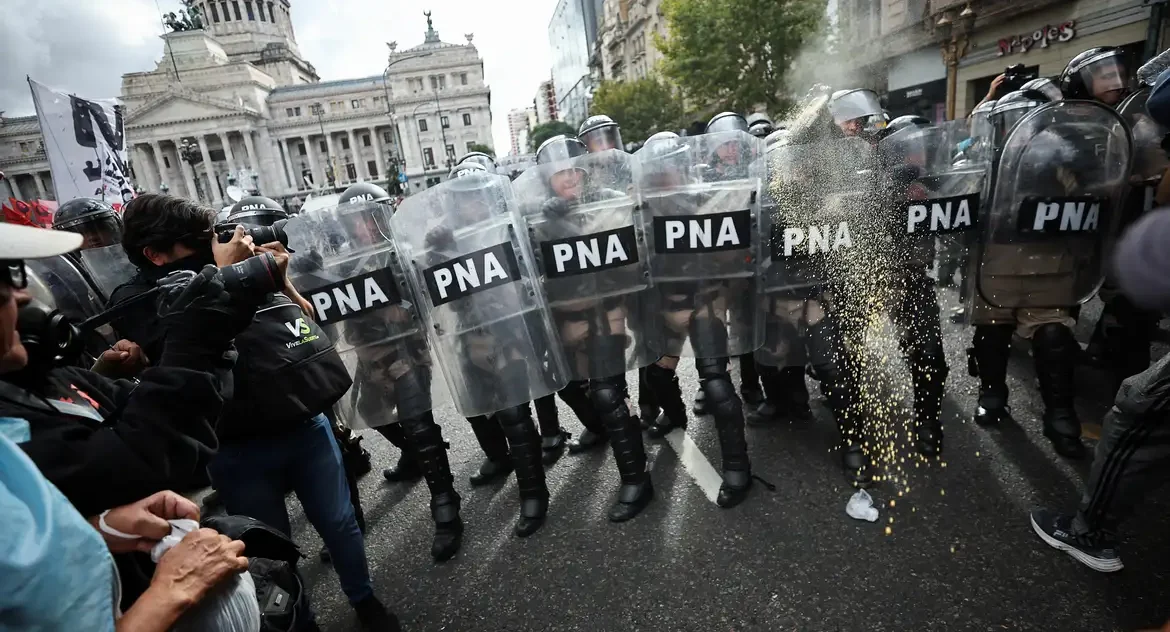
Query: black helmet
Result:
<box><xmin>578</xmin><ymin>114</ymin><xmax>623</xmax><ymax>152</ymax></box>
<box><xmin>1060</xmin><ymin>47</ymin><xmax>1130</xmax><ymax>103</ymax></box>
<box><xmin>536</xmin><ymin>135</ymin><xmax>588</xmax><ymax>165</ymax></box>
<box><xmin>52</xmin><ymin>198</ymin><xmax>123</xmax><ymax>248</ymax></box>
<box><xmin>457</xmin><ymin>151</ymin><xmax>497</xmax><ymax>171</ymax></box>
<box><xmin>879</xmin><ymin>115</ymin><xmax>933</xmax><ymax>169</ymax></box>
<box><xmin>705</xmin><ymin>112</ymin><xmax>749</xmax><ymax>134</ymax></box>
<box><xmin>748</xmin><ymin>120</ymin><xmax>774</xmax><ymax>138</ymax></box>
<box><xmin>227</xmin><ymin>195</ymin><xmax>287</xmax><ymax>227</ymax></box>
<box><xmin>1019</xmin><ymin>77</ymin><xmax>1064</xmax><ymax>102</ymax></box>
<box><xmin>990</xmin><ymin>89</ymin><xmax>1051</xmax><ymax>148</ymax></box>
<box><xmin>339</xmin><ymin>182</ymin><xmax>392</xmax><ymax>206</ymax></box>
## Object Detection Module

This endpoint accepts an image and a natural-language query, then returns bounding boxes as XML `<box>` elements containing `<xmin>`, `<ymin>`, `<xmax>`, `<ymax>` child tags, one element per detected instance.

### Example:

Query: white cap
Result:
<box><xmin>0</xmin><ymin>222</ymin><xmax>83</xmax><ymax>259</ymax></box>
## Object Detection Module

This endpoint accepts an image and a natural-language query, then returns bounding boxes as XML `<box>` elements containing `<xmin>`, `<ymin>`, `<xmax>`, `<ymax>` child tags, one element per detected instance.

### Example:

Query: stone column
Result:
<box><xmin>174</xmin><ymin>139</ymin><xmax>200</xmax><ymax>201</ymax></box>
<box><xmin>280</xmin><ymin>137</ymin><xmax>299</xmax><ymax>191</ymax></box>
<box><xmin>134</xmin><ymin>144</ymin><xmax>156</xmax><ymax>193</ymax></box>
<box><xmin>218</xmin><ymin>132</ymin><xmax>237</xmax><ymax>177</ymax></box>
<box><xmin>324</xmin><ymin>132</ymin><xmax>338</xmax><ymax>184</ymax></box>
<box><xmin>372</xmin><ymin>126</ymin><xmax>389</xmax><ymax>184</ymax></box>
<box><xmin>196</xmin><ymin>135</ymin><xmax>222</xmax><ymax>206</ymax></box>
<box><xmin>347</xmin><ymin>128</ymin><xmax>363</xmax><ymax>182</ymax></box>
<box><xmin>149</xmin><ymin>141</ymin><xmax>167</xmax><ymax>192</ymax></box>
<box><xmin>32</xmin><ymin>172</ymin><xmax>47</xmax><ymax>200</ymax></box>
<box><xmin>7</xmin><ymin>173</ymin><xmax>23</xmax><ymax>201</ymax></box>
<box><xmin>306</xmin><ymin>135</ymin><xmax>324</xmax><ymax>189</ymax></box>
<box><xmin>242</xmin><ymin>130</ymin><xmax>265</xmax><ymax>192</ymax></box>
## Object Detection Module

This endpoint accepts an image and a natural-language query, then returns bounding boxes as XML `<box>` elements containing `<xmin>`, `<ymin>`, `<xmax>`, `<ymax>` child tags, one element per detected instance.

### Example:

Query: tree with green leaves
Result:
<box><xmin>657</xmin><ymin>0</ymin><xmax>826</xmax><ymax>114</ymax></box>
<box><xmin>466</xmin><ymin>143</ymin><xmax>494</xmax><ymax>157</ymax></box>
<box><xmin>527</xmin><ymin>121</ymin><xmax>577</xmax><ymax>152</ymax></box>
<box><xmin>589</xmin><ymin>77</ymin><xmax>686</xmax><ymax>145</ymax></box>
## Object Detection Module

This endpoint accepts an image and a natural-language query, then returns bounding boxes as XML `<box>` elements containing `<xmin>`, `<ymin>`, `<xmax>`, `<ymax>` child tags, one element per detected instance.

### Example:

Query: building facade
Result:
<box><xmin>508</xmin><ymin>108</ymin><xmax>532</xmax><ymax>155</ymax></box>
<box><xmin>1</xmin><ymin>6</ymin><xmax>492</xmax><ymax>207</ymax></box>
<box><xmin>534</xmin><ymin>79</ymin><xmax>559</xmax><ymax>124</ymax></box>
<box><xmin>837</xmin><ymin>0</ymin><xmax>1166</xmax><ymax>121</ymax></box>
<box><xmin>596</xmin><ymin>0</ymin><xmax>668</xmax><ymax>83</ymax></box>
<box><xmin>0</xmin><ymin>118</ymin><xmax>53</xmax><ymax>202</ymax></box>
<box><xmin>549</xmin><ymin>0</ymin><xmax>605</xmax><ymax>127</ymax></box>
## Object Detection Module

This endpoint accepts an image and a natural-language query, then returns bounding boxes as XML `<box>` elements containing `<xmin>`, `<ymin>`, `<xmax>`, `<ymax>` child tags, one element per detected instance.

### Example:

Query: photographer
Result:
<box><xmin>109</xmin><ymin>194</ymin><xmax>398</xmax><ymax>630</ymax></box>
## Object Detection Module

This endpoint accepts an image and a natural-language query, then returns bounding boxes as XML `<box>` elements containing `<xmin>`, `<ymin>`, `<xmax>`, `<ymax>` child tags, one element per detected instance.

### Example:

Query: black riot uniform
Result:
<box><xmin>422</xmin><ymin>162</ymin><xmax>553</xmax><ymax>537</ymax></box>
<box><xmin>874</xmin><ymin>115</ymin><xmax>952</xmax><ymax>456</ymax></box>
<box><xmin>643</xmin><ymin>115</ymin><xmax>763</xmax><ymax>507</ymax></box>
<box><xmin>689</xmin><ymin>113</ymin><xmax>764</xmax><ymax>418</ymax></box>
<box><xmin>530</xmin><ymin>135</ymin><xmax>654</xmax><ymax>521</ymax></box>
<box><xmin>320</xmin><ymin>182</ymin><xmax>464</xmax><ymax>561</ymax></box>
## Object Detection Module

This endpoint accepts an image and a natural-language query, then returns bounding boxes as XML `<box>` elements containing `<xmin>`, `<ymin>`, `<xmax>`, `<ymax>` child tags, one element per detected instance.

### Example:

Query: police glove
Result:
<box><xmin>541</xmin><ymin>197</ymin><xmax>572</xmax><ymax>218</ymax></box>
<box><xmin>157</xmin><ymin>265</ymin><xmax>258</xmax><ymax>362</ymax></box>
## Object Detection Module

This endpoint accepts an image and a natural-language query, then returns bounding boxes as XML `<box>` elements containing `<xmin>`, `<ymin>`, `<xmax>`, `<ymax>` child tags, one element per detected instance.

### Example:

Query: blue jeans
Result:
<box><xmin>209</xmin><ymin>414</ymin><xmax>373</xmax><ymax>604</ymax></box>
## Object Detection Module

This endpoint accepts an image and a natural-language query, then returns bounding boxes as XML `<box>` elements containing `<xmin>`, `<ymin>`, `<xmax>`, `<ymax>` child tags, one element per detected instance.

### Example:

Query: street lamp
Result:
<box><xmin>312</xmin><ymin>102</ymin><xmax>336</xmax><ymax>187</ymax></box>
<box><xmin>931</xmin><ymin>2</ymin><xmax>977</xmax><ymax>120</ymax></box>
<box><xmin>160</xmin><ymin>182</ymin><xmax>169</xmax><ymax>195</ymax></box>
<box><xmin>433</xmin><ymin>87</ymin><xmax>452</xmax><ymax>169</ymax></box>
<box><xmin>382</xmin><ymin>51</ymin><xmax>434</xmax><ymax>189</ymax></box>
<box><xmin>178</xmin><ymin>138</ymin><xmax>204</xmax><ymax>202</ymax></box>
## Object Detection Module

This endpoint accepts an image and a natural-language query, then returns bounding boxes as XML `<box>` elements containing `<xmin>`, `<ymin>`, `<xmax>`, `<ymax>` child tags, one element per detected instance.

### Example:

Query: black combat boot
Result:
<box><xmin>1032</xmin><ymin>323</ymin><xmax>1086</xmax><ymax>459</ymax></box>
<box><xmin>645</xmin><ymin>362</ymin><xmax>688</xmax><ymax>438</ymax></box>
<box><xmin>748</xmin><ymin>364</ymin><xmax>813</xmax><ymax>425</ymax></box>
<box><xmin>739</xmin><ymin>353</ymin><xmax>765</xmax><ymax>409</ymax></box>
<box><xmin>807</xmin><ymin>318</ymin><xmax>870</xmax><ymax>487</ymax></box>
<box><xmin>534</xmin><ymin>393</ymin><xmax>569</xmax><ymax>465</ymax></box>
<box><xmin>559</xmin><ymin>380</ymin><xmax>608</xmax><ymax>453</ymax></box>
<box><xmin>466</xmin><ymin>415</ymin><xmax>513</xmax><ymax>486</ymax></box>
<box><xmin>496</xmin><ymin>403</ymin><xmax>550</xmax><ymax>537</ymax></box>
<box><xmin>400</xmin><ymin>413</ymin><xmax>463</xmax><ymax>562</ymax></box>
<box><xmin>637</xmin><ymin>366</ymin><xmax>659</xmax><ymax>431</ymax></box>
<box><xmin>969</xmin><ymin>324</ymin><xmax>1014</xmax><ymax>427</ymax></box>
<box><xmin>591</xmin><ymin>371</ymin><xmax>654</xmax><ymax>522</ymax></box>
<box><xmin>694</xmin><ymin>355</ymin><xmax>755</xmax><ymax>508</ymax></box>
<box><xmin>909</xmin><ymin>350</ymin><xmax>948</xmax><ymax>458</ymax></box>
<box><xmin>375</xmin><ymin>423</ymin><xmax>423</xmax><ymax>482</ymax></box>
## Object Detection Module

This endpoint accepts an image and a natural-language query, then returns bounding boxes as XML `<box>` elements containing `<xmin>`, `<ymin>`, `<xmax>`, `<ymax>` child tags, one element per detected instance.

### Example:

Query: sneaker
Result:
<box><xmin>1029</xmin><ymin>508</ymin><xmax>1123</xmax><ymax>573</ymax></box>
<box><xmin>353</xmin><ymin>595</ymin><xmax>402</xmax><ymax>631</ymax></box>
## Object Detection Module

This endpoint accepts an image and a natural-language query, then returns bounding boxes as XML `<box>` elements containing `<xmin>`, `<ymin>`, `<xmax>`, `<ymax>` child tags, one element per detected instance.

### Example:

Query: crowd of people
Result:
<box><xmin>2</xmin><ymin>43</ymin><xmax>1170</xmax><ymax>630</ymax></box>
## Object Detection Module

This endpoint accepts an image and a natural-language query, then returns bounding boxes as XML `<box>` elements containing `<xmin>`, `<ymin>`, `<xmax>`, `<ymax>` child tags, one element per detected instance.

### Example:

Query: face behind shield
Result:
<box><xmin>581</xmin><ymin>125</ymin><xmax>623</xmax><ymax>153</ymax></box>
<box><xmin>1084</xmin><ymin>56</ymin><xmax>1129</xmax><ymax>105</ymax></box>
<box><xmin>828</xmin><ymin>89</ymin><xmax>884</xmax><ymax>135</ymax></box>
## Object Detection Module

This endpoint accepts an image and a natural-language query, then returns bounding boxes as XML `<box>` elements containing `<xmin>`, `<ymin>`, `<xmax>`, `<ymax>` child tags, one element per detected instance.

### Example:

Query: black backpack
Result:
<box><xmin>202</xmin><ymin>514</ymin><xmax>315</xmax><ymax>632</ymax></box>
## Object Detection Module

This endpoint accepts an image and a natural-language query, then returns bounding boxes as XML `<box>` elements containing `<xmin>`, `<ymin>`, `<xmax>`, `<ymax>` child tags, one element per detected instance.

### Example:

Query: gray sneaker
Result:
<box><xmin>1030</xmin><ymin>508</ymin><xmax>1123</xmax><ymax>573</ymax></box>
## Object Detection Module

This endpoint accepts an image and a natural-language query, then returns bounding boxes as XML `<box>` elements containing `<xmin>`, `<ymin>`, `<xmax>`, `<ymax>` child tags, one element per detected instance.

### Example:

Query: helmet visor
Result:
<box><xmin>1081</xmin><ymin>55</ymin><xmax>1129</xmax><ymax>104</ymax></box>
<box><xmin>829</xmin><ymin>90</ymin><xmax>883</xmax><ymax>125</ymax></box>
<box><xmin>581</xmin><ymin>126</ymin><xmax>623</xmax><ymax>152</ymax></box>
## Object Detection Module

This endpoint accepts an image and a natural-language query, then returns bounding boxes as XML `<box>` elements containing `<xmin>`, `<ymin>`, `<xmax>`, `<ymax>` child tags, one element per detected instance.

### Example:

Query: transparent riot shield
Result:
<box><xmin>637</xmin><ymin>130</ymin><xmax>765</xmax><ymax>359</ymax></box>
<box><xmin>26</xmin><ymin>254</ymin><xmax>118</xmax><ymax>361</ymax></box>
<box><xmin>1118</xmin><ymin>88</ymin><xmax>1170</xmax><ymax>222</ymax></box>
<box><xmin>754</xmin><ymin>138</ymin><xmax>866</xmax><ymax>367</ymax></box>
<box><xmin>512</xmin><ymin>149</ymin><xmax>657</xmax><ymax>380</ymax></box>
<box><xmin>391</xmin><ymin>171</ymin><xmax>569</xmax><ymax>417</ymax></box>
<box><xmin>976</xmin><ymin>100</ymin><xmax>1133</xmax><ymax>309</ymax></box>
<box><xmin>78</xmin><ymin>244</ymin><xmax>138</xmax><ymax>299</ymax></box>
<box><xmin>283</xmin><ymin>201</ymin><xmax>439</xmax><ymax>428</ymax></box>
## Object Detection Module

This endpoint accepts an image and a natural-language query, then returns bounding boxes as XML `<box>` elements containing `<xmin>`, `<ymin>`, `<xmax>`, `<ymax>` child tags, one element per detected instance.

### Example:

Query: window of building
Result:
<box><xmin>466</xmin><ymin>141</ymin><xmax>476</xmax><ymax>152</ymax></box>
<box><xmin>268</xmin><ymin>2</ymin><xmax>275</xmax><ymax>22</ymax></box>
<box><xmin>285</xmin><ymin>107</ymin><xmax>294</xmax><ymax>117</ymax></box>
<box><xmin>163</xmin><ymin>156</ymin><xmax>171</xmax><ymax>169</ymax></box>
<box><xmin>383</xmin><ymin>131</ymin><xmax>393</xmax><ymax>144</ymax></box>
<box><xmin>460</xmin><ymin>73</ymin><xmax>468</xmax><ymax>86</ymax></box>
<box><xmin>209</xmin><ymin>149</ymin><xmax>226</xmax><ymax>162</ymax></box>
<box><xmin>362</xmin><ymin>134</ymin><xmax>371</xmax><ymax>147</ymax></box>
<box><xmin>418</xmin><ymin>119</ymin><xmax>428</xmax><ymax>132</ymax></box>
<box><xmin>351</xmin><ymin>99</ymin><xmax>360</xmax><ymax>109</ymax></box>
<box><xmin>294</xmin><ymin>106</ymin><xmax>301</xmax><ymax>116</ymax></box>
<box><xmin>346</xmin><ymin>163</ymin><xmax>357</xmax><ymax>180</ymax></box>
<box><xmin>220</xmin><ymin>1</ymin><xmax>230</xmax><ymax>20</ymax></box>
<box><xmin>244</xmin><ymin>0</ymin><xmax>254</xmax><ymax>19</ymax></box>
<box><xmin>341</xmin><ymin>137</ymin><xmax>350</xmax><ymax>150</ymax></box>
<box><xmin>423</xmin><ymin>147</ymin><xmax>434</xmax><ymax>167</ymax></box>
<box><xmin>210</xmin><ymin>2</ymin><xmax>220</xmax><ymax>21</ymax></box>
<box><xmin>429</xmin><ymin>75</ymin><xmax>446</xmax><ymax>90</ymax></box>
<box><xmin>445</xmin><ymin>145</ymin><xmax>455</xmax><ymax>161</ymax></box>
<box><xmin>331</xmin><ymin>100</ymin><xmax>345</xmax><ymax>112</ymax></box>
<box><xmin>298</xmin><ymin>143</ymin><xmax>306</xmax><ymax>156</ymax></box>
<box><xmin>231</xmin><ymin>1</ymin><xmax>242</xmax><ymax>20</ymax></box>
<box><xmin>256</xmin><ymin>1</ymin><xmax>264</xmax><ymax>20</ymax></box>
<box><xmin>319</xmin><ymin>140</ymin><xmax>327</xmax><ymax>153</ymax></box>
<box><xmin>367</xmin><ymin>160</ymin><xmax>378</xmax><ymax>177</ymax></box>
<box><xmin>462</xmin><ymin>113</ymin><xmax>472</xmax><ymax>126</ymax></box>
<box><xmin>440</xmin><ymin>116</ymin><xmax>450</xmax><ymax>129</ymax></box>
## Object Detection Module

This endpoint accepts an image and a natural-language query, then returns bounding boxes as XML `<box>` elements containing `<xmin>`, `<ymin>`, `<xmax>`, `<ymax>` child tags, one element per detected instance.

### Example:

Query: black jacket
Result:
<box><xmin>6</xmin><ymin>358</ymin><xmax>229</xmax><ymax>517</ymax></box>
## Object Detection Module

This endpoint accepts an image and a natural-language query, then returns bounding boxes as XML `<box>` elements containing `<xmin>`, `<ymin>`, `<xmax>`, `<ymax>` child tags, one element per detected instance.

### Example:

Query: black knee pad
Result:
<box><xmin>695</xmin><ymin>357</ymin><xmax>740</xmax><ymax>418</ymax></box>
<box><xmin>375</xmin><ymin>421</ymin><xmax>410</xmax><ymax>451</ymax></box>
<box><xmin>1032</xmin><ymin>322</ymin><xmax>1078</xmax><ymax>352</ymax></box>
<box><xmin>689</xmin><ymin>316</ymin><xmax>730</xmax><ymax>356</ymax></box>
<box><xmin>589</xmin><ymin>376</ymin><xmax>626</xmax><ymax>416</ymax></box>
<box><xmin>393</xmin><ymin>368</ymin><xmax>433</xmax><ymax>421</ymax></box>
<box><xmin>589</xmin><ymin>335</ymin><xmax>630</xmax><ymax>377</ymax></box>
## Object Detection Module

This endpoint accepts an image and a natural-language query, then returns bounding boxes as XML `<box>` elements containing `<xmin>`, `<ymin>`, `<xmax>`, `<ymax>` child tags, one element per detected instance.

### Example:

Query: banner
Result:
<box><xmin>1</xmin><ymin>198</ymin><xmax>57</xmax><ymax>228</ymax></box>
<box><xmin>28</xmin><ymin>78</ymin><xmax>136</xmax><ymax>210</ymax></box>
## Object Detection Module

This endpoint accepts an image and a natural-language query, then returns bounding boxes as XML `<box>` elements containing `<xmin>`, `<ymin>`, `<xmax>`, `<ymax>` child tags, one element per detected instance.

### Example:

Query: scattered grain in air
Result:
<box><xmin>884</xmin><ymin>526</ymin><xmax>892</xmax><ymax>536</ymax></box>
<box><xmin>950</xmin><ymin>546</ymin><xmax>956</xmax><ymax>554</ymax></box>
<box><xmin>975</xmin><ymin>451</ymin><xmax>981</xmax><ymax>457</ymax></box>
<box><xmin>889</xmin><ymin>500</ymin><xmax>896</xmax><ymax>508</ymax></box>
<box><xmin>940</xmin><ymin>489</ymin><xmax>946</xmax><ymax>496</ymax></box>
<box><xmin>888</xmin><ymin>517</ymin><xmax>894</xmax><ymax>524</ymax></box>
<box><xmin>897</xmin><ymin>490</ymin><xmax>904</xmax><ymax>497</ymax></box>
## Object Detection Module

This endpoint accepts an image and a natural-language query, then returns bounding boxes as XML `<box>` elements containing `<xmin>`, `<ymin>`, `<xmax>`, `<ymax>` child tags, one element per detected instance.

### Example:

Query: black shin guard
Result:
<box><xmin>558</xmin><ymin>380</ymin><xmax>605</xmax><ymax>434</ymax></box>
<box><xmin>645</xmin><ymin>362</ymin><xmax>686</xmax><ymax>426</ymax></box>
<box><xmin>399</xmin><ymin>413</ymin><xmax>460</xmax><ymax>523</ymax></box>
<box><xmin>495</xmin><ymin>403</ymin><xmax>549</xmax><ymax>513</ymax></box>
<box><xmin>970</xmin><ymin>324</ymin><xmax>1013</xmax><ymax>416</ymax></box>
<box><xmin>1032</xmin><ymin>323</ymin><xmax>1084</xmax><ymax>448</ymax></box>
<box><xmin>467</xmin><ymin>415</ymin><xmax>510</xmax><ymax>463</ymax></box>
<box><xmin>590</xmin><ymin>374</ymin><xmax>649</xmax><ymax>485</ymax></box>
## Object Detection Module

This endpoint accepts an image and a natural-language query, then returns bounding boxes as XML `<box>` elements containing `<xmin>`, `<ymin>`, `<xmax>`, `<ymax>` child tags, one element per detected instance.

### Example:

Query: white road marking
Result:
<box><xmin>662</xmin><ymin>428</ymin><xmax>723</xmax><ymax>504</ymax></box>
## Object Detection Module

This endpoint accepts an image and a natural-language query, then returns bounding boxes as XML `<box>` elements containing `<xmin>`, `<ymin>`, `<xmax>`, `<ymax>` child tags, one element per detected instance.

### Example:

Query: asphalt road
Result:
<box><xmin>288</xmin><ymin>287</ymin><xmax>1170</xmax><ymax>632</ymax></box>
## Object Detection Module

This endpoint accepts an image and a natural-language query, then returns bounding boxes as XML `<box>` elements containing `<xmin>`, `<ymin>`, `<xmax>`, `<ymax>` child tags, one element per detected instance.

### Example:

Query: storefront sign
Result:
<box><xmin>998</xmin><ymin>21</ymin><xmax>1076</xmax><ymax>56</ymax></box>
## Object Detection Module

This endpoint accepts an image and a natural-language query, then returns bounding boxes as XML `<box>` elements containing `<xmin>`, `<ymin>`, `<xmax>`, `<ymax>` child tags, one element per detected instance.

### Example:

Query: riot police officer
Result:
<box><xmin>1060</xmin><ymin>46</ymin><xmax>1131</xmax><ymax>106</ymax></box>
<box><xmin>52</xmin><ymin>197</ymin><xmax>124</xmax><ymax>250</ymax></box>
<box><xmin>969</xmin><ymin>88</ymin><xmax>1132</xmax><ymax>459</ymax></box>
<box><xmin>393</xmin><ymin>161</ymin><xmax>563</xmax><ymax>537</ymax></box>
<box><xmin>518</xmin><ymin>135</ymin><xmax>654</xmax><ymax>520</ymax></box>
<box><xmin>747</xmin><ymin>113</ymin><xmax>774</xmax><ymax>139</ymax></box>
<box><xmin>457</xmin><ymin>151</ymin><xmax>499</xmax><ymax>172</ymax></box>
<box><xmin>828</xmin><ymin>88</ymin><xmax>887</xmax><ymax>142</ymax></box>
<box><xmin>578</xmin><ymin>114</ymin><xmax>624</xmax><ymax>153</ymax></box>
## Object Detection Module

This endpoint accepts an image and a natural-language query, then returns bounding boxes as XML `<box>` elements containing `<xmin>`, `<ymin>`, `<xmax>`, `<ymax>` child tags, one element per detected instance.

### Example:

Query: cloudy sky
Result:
<box><xmin>0</xmin><ymin>0</ymin><xmax>556</xmax><ymax>151</ymax></box>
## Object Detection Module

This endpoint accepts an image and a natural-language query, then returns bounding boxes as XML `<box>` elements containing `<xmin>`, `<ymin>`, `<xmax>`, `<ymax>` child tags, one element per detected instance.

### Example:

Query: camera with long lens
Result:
<box><xmin>999</xmin><ymin>63</ymin><xmax>1037</xmax><ymax>97</ymax></box>
<box><xmin>216</xmin><ymin>219</ymin><xmax>290</xmax><ymax>247</ymax></box>
<box><xmin>157</xmin><ymin>251</ymin><xmax>284</xmax><ymax>302</ymax></box>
